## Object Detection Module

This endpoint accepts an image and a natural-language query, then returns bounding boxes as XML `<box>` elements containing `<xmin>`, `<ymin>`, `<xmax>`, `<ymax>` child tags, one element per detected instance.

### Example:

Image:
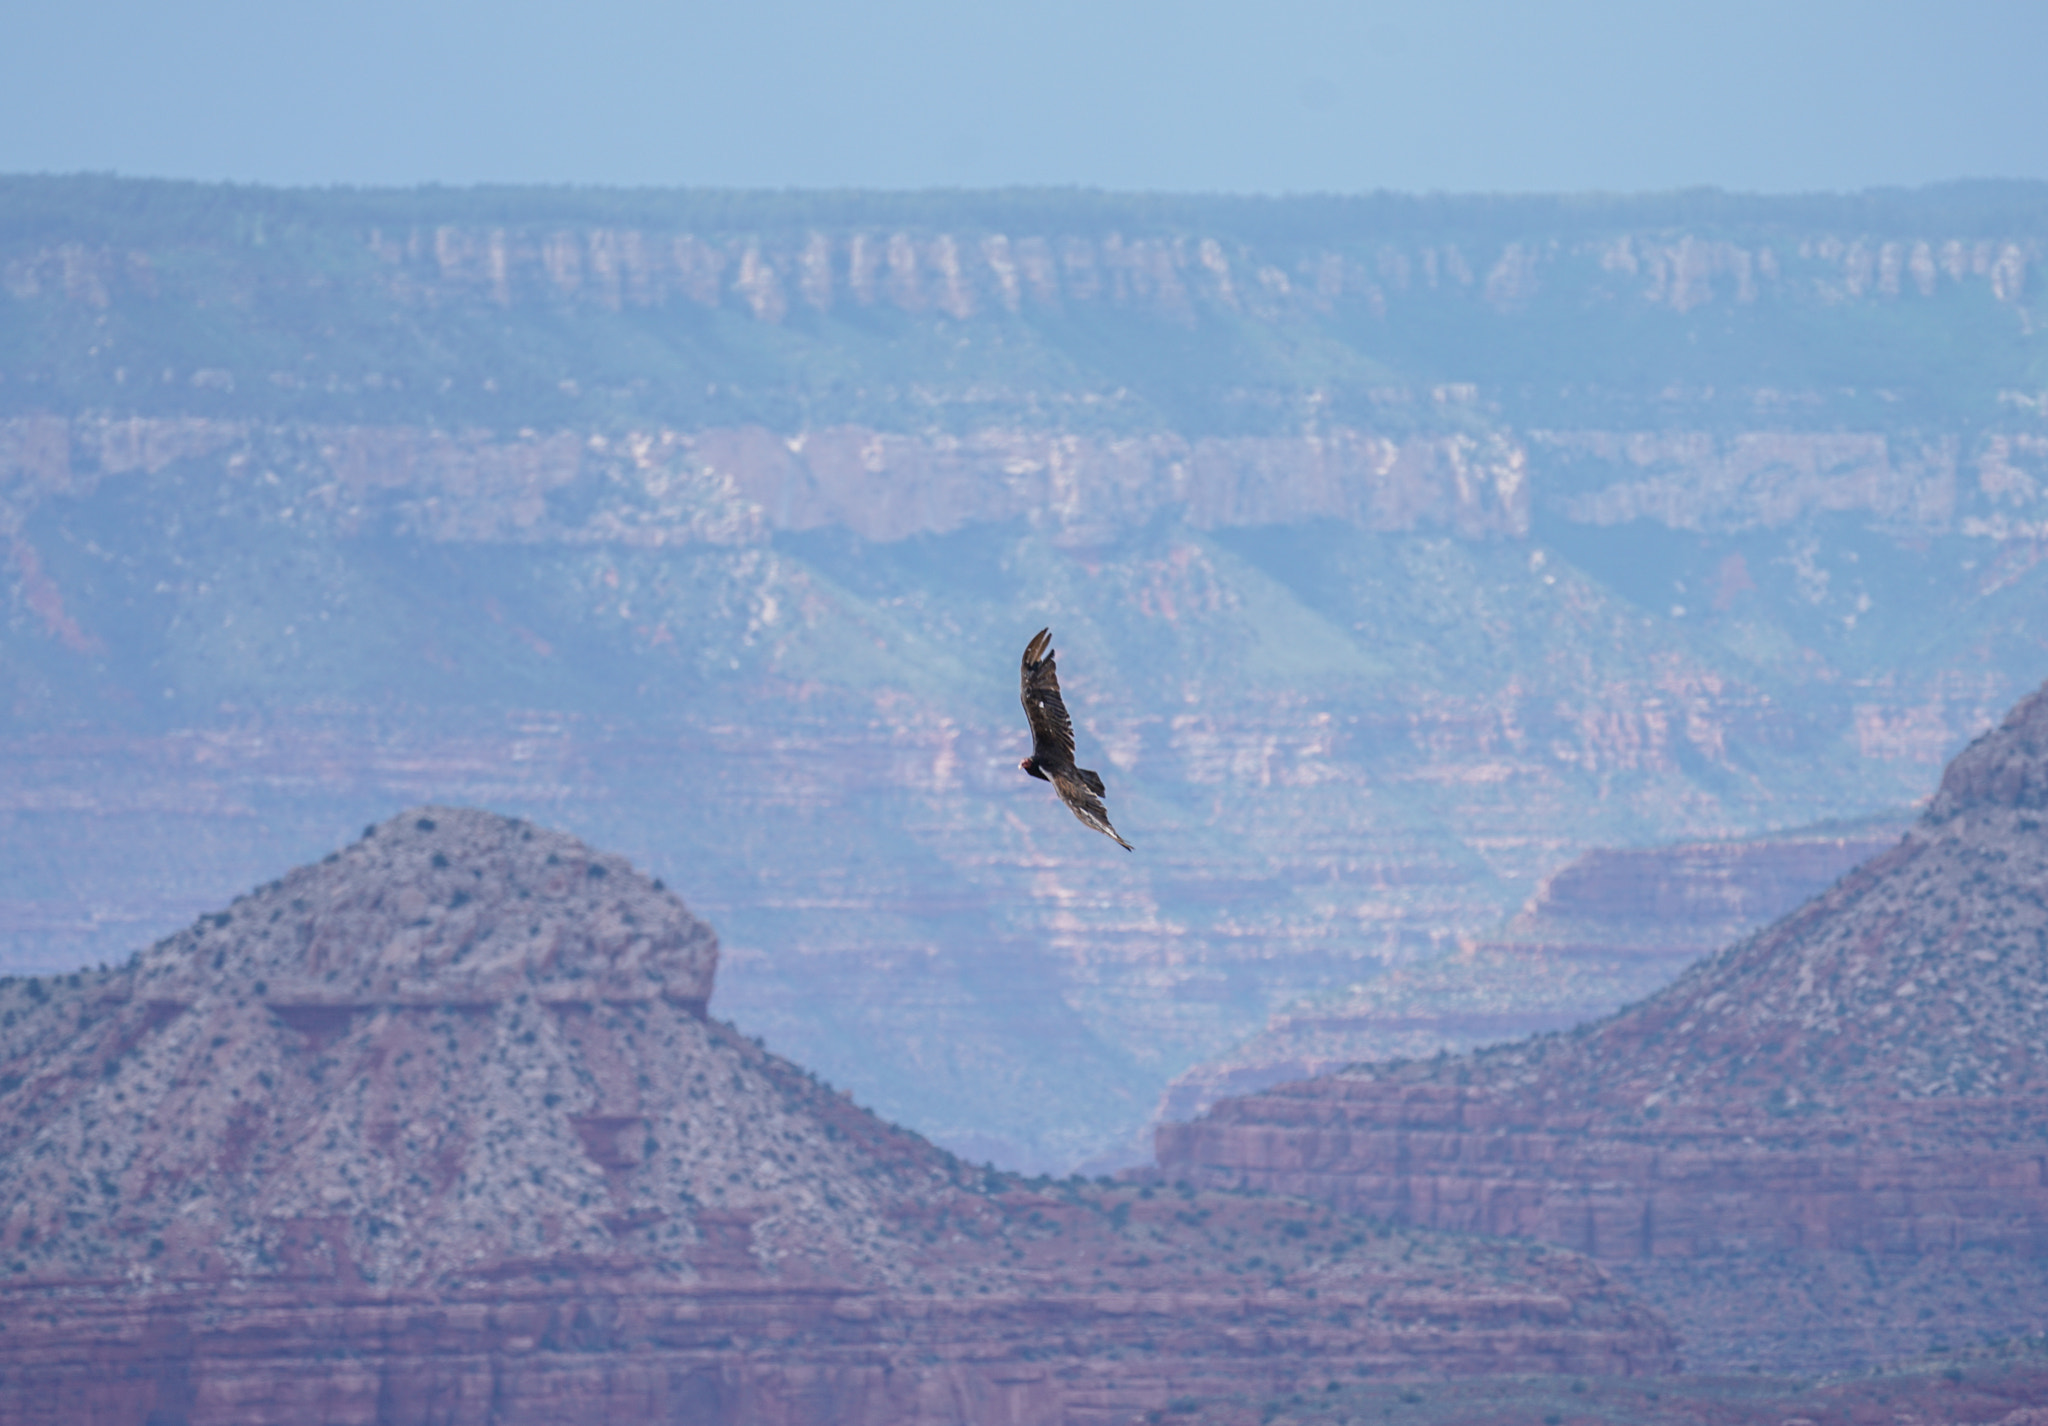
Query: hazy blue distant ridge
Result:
<box><xmin>6</xmin><ymin>174</ymin><xmax>2048</xmax><ymax>244</ymax></box>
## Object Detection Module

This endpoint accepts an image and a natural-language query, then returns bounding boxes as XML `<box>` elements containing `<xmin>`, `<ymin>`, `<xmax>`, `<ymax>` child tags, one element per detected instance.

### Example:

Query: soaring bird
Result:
<box><xmin>1018</xmin><ymin>628</ymin><xmax>1133</xmax><ymax>851</ymax></box>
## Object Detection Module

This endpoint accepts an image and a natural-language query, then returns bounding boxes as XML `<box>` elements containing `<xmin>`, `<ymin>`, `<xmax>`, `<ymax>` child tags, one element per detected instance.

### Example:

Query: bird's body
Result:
<box><xmin>1018</xmin><ymin>628</ymin><xmax>1133</xmax><ymax>851</ymax></box>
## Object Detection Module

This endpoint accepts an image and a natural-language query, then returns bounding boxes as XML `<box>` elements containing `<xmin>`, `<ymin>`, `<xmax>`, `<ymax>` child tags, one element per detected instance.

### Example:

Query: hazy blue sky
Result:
<box><xmin>5</xmin><ymin>0</ymin><xmax>2045</xmax><ymax>194</ymax></box>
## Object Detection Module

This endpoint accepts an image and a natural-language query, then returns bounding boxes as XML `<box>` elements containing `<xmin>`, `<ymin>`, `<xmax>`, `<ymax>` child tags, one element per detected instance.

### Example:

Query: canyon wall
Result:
<box><xmin>12</xmin><ymin>414</ymin><xmax>2048</xmax><ymax>547</ymax></box>
<box><xmin>1156</xmin><ymin>686</ymin><xmax>2048</xmax><ymax>1369</ymax></box>
<box><xmin>3</xmin><ymin>179</ymin><xmax>2046</xmax><ymax>1173</ymax></box>
<box><xmin>2</xmin><ymin>404</ymin><xmax>2040</xmax><ymax>1170</ymax></box>
<box><xmin>1143</xmin><ymin>815</ymin><xmax>1910</xmax><ymax>1141</ymax></box>
<box><xmin>12</xmin><ymin>216</ymin><xmax>2035</xmax><ymax>328</ymax></box>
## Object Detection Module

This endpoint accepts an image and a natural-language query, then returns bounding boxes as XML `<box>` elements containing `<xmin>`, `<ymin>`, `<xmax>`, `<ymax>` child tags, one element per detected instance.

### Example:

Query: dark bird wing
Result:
<box><xmin>1052</xmin><ymin>769</ymin><xmax>1134</xmax><ymax>851</ymax></box>
<box><xmin>1020</xmin><ymin>628</ymin><xmax>1132</xmax><ymax>851</ymax></box>
<box><xmin>1020</xmin><ymin>627</ymin><xmax>1076</xmax><ymax>772</ymax></box>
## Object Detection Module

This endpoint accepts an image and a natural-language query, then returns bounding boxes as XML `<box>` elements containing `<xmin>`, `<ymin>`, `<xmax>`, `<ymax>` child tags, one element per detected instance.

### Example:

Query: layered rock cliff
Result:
<box><xmin>1181</xmin><ymin>1340</ymin><xmax>2048</xmax><ymax>1426</ymax></box>
<box><xmin>1499</xmin><ymin>813</ymin><xmax>1911</xmax><ymax>953</ymax></box>
<box><xmin>14</xmin><ymin>194</ymin><xmax>2039</xmax><ymax>335</ymax></box>
<box><xmin>13</xmin><ymin>415</ymin><xmax>2048</xmax><ymax>551</ymax></box>
<box><xmin>7</xmin><ymin>179</ymin><xmax>2044</xmax><ymax>439</ymax></box>
<box><xmin>1135</xmin><ymin>815</ymin><xmax>1908</xmax><ymax>1169</ymax></box>
<box><xmin>0</xmin><ymin>808</ymin><xmax>1675</xmax><ymax>1423</ymax></box>
<box><xmin>1</xmin><ymin>403</ymin><xmax>2036</xmax><ymax>1172</ymax></box>
<box><xmin>1157</xmin><ymin>685</ymin><xmax>2048</xmax><ymax>1370</ymax></box>
<box><xmin>5</xmin><ymin>177</ymin><xmax>2048</xmax><ymax>1176</ymax></box>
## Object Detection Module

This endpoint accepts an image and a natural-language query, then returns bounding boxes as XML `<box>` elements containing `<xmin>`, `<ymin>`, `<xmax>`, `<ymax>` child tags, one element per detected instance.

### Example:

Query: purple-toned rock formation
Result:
<box><xmin>1159</xmin><ymin>685</ymin><xmax>2048</xmax><ymax>1370</ymax></box>
<box><xmin>0</xmin><ymin>808</ymin><xmax>1673</xmax><ymax>1424</ymax></box>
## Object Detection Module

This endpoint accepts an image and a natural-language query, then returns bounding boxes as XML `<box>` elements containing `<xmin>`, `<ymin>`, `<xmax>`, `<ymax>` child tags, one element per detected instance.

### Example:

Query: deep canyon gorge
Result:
<box><xmin>3</xmin><ymin>178</ymin><xmax>2047</xmax><ymax>1175</ymax></box>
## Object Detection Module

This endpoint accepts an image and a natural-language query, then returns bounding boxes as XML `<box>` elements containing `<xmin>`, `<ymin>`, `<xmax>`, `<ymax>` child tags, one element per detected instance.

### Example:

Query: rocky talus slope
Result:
<box><xmin>0</xmin><ymin>808</ymin><xmax>1673</xmax><ymax>1425</ymax></box>
<box><xmin>1158</xmin><ymin>685</ymin><xmax>2048</xmax><ymax>1372</ymax></box>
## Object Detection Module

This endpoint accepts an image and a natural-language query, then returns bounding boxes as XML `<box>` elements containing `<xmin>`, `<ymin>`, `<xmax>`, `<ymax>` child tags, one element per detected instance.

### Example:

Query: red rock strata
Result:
<box><xmin>1181</xmin><ymin>1341</ymin><xmax>2048</xmax><ymax>1426</ymax></box>
<box><xmin>0</xmin><ymin>808</ymin><xmax>1672</xmax><ymax>1424</ymax></box>
<box><xmin>1159</xmin><ymin>684</ymin><xmax>2048</xmax><ymax>1371</ymax></box>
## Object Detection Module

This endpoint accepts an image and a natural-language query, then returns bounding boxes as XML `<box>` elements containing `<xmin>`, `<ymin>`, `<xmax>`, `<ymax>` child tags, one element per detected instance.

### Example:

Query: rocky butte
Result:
<box><xmin>1158</xmin><ymin>683</ymin><xmax>2048</xmax><ymax>1372</ymax></box>
<box><xmin>0</xmin><ymin>808</ymin><xmax>1672</xmax><ymax>1425</ymax></box>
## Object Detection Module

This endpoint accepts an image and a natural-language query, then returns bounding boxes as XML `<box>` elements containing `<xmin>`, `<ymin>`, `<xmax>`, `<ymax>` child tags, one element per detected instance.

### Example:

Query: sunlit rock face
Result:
<box><xmin>0</xmin><ymin>809</ymin><xmax>1674</xmax><ymax>1424</ymax></box>
<box><xmin>1160</xmin><ymin>682</ymin><xmax>2048</xmax><ymax>1372</ymax></box>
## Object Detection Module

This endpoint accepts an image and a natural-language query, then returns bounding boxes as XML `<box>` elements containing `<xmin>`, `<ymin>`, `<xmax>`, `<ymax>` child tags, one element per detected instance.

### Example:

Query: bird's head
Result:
<box><xmin>1019</xmin><ymin>757</ymin><xmax>1047</xmax><ymax>781</ymax></box>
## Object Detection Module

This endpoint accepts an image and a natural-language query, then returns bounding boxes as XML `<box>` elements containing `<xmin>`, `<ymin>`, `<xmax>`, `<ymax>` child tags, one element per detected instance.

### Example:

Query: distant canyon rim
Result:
<box><xmin>2</xmin><ymin>177</ymin><xmax>2046</xmax><ymax>1171</ymax></box>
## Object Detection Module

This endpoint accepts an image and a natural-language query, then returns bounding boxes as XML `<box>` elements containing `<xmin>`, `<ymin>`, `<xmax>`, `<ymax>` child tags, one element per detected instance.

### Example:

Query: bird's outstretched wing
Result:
<box><xmin>1020</xmin><ymin>628</ymin><xmax>1132</xmax><ymax>850</ymax></box>
<box><xmin>1052</xmin><ymin>769</ymin><xmax>1134</xmax><ymax>851</ymax></box>
<box><xmin>1020</xmin><ymin>627</ymin><xmax>1076</xmax><ymax>772</ymax></box>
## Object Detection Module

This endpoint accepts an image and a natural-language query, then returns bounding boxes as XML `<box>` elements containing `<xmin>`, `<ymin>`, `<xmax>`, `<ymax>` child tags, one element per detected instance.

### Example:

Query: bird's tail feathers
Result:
<box><xmin>1078</xmin><ymin>767</ymin><xmax>1106</xmax><ymax>796</ymax></box>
